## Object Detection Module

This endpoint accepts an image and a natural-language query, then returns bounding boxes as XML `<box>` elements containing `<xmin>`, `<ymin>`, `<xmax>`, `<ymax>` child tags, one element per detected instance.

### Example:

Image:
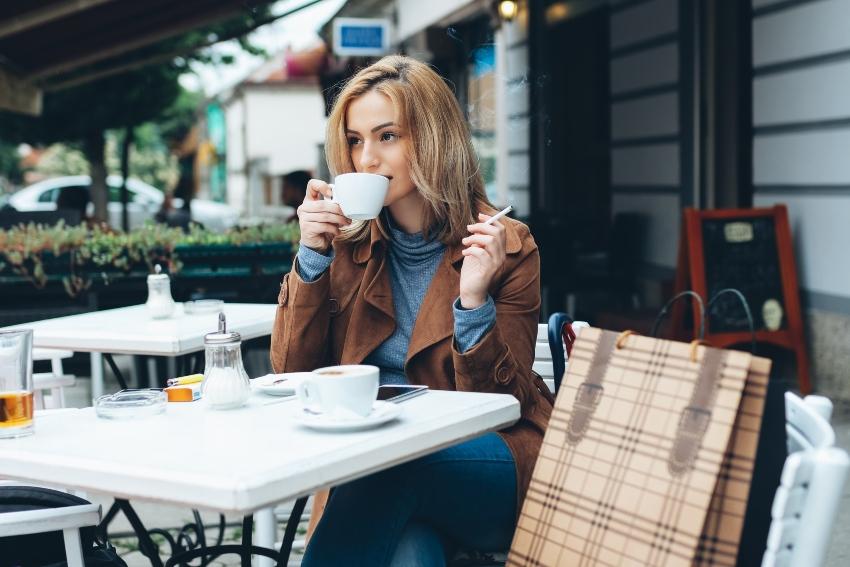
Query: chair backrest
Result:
<box><xmin>0</xmin><ymin>483</ymin><xmax>101</xmax><ymax>567</ymax></box>
<box><xmin>785</xmin><ymin>393</ymin><xmax>835</xmax><ymax>452</ymax></box>
<box><xmin>534</xmin><ymin>316</ymin><xmax>588</xmax><ymax>394</ymax></box>
<box><xmin>32</xmin><ymin>348</ymin><xmax>75</xmax><ymax>410</ymax></box>
<box><xmin>762</xmin><ymin>393</ymin><xmax>850</xmax><ymax>567</ymax></box>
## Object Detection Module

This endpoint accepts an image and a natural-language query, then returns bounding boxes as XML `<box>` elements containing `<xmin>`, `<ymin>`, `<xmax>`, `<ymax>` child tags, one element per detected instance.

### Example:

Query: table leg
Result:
<box><xmin>90</xmin><ymin>352</ymin><xmax>104</xmax><ymax>399</ymax></box>
<box><xmin>280</xmin><ymin>496</ymin><xmax>308</xmax><ymax>564</ymax></box>
<box><xmin>147</xmin><ymin>357</ymin><xmax>159</xmax><ymax>388</ymax></box>
<box><xmin>167</xmin><ymin>357</ymin><xmax>177</xmax><ymax>383</ymax></box>
<box><xmin>192</xmin><ymin>352</ymin><xmax>204</xmax><ymax>374</ymax></box>
<box><xmin>103</xmin><ymin>353</ymin><xmax>128</xmax><ymax>391</ymax></box>
<box><xmin>241</xmin><ymin>515</ymin><xmax>253</xmax><ymax>567</ymax></box>
<box><xmin>164</xmin><ymin>514</ymin><xmax>282</xmax><ymax>567</ymax></box>
<box><xmin>100</xmin><ymin>499</ymin><xmax>164</xmax><ymax>567</ymax></box>
<box><xmin>255</xmin><ymin>507</ymin><xmax>276</xmax><ymax>567</ymax></box>
<box><xmin>105</xmin><ymin>499</ymin><xmax>230</xmax><ymax>567</ymax></box>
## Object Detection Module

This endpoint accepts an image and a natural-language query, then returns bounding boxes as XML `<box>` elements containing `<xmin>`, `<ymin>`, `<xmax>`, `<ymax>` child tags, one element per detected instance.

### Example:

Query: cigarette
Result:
<box><xmin>166</xmin><ymin>374</ymin><xmax>203</xmax><ymax>387</ymax></box>
<box><xmin>484</xmin><ymin>205</ymin><xmax>513</xmax><ymax>226</ymax></box>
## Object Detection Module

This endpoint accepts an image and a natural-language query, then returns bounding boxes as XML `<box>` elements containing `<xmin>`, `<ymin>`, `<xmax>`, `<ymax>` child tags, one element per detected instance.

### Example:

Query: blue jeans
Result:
<box><xmin>302</xmin><ymin>432</ymin><xmax>517</xmax><ymax>567</ymax></box>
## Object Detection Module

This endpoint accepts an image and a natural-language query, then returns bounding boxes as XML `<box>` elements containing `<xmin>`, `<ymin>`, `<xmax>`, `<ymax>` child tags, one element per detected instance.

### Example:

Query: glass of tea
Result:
<box><xmin>0</xmin><ymin>329</ymin><xmax>34</xmax><ymax>438</ymax></box>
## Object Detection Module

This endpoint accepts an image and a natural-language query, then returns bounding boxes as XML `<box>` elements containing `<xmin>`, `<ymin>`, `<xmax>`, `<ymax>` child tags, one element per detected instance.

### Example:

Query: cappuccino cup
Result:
<box><xmin>329</xmin><ymin>173</ymin><xmax>389</xmax><ymax>220</ymax></box>
<box><xmin>297</xmin><ymin>364</ymin><xmax>379</xmax><ymax>419</ymax></box>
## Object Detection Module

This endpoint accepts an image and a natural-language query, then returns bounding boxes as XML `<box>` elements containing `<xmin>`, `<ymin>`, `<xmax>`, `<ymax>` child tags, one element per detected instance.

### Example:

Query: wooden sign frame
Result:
<box><xmin>673</xmin><ymin>205</ymin><xmax>811</xmax><ymax>394</ymax></box>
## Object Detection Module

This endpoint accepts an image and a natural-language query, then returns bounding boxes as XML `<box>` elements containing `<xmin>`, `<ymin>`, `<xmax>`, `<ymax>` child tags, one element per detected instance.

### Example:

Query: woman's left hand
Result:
<box><xmin>459</xmin><ymin>213</ymin><xmax>507</xmax><ymax>309</ymax></box>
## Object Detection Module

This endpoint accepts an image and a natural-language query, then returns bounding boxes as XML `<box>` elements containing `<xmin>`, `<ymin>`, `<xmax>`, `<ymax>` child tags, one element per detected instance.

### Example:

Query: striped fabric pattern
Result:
<box><xmin>508</xmin><ymin>327</ymin><xmax>771</xmax><ymax>566</ymax></box>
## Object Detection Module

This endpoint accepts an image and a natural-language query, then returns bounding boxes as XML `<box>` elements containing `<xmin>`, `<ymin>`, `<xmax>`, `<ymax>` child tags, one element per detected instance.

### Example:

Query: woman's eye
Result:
<box><xmin>347</xmin><ymin>137</ymin><xmax>361</xmax><ymax>147</ymax></box>
<box><xmin>380</xmin><ymin>132</ymin><xmax>398</xmax><ymax>142</ymax></box>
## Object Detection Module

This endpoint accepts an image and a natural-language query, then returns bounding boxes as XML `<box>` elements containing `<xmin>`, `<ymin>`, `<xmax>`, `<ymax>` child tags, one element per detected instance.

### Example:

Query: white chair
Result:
<box><xmin>0</xmin><ymin>481</ymin><xmax>101</xmax><ymax>567</ymax></box>
<box><xmin>761</xmin><ymin>393</ymin><xmax>850</xmax><ymax>567</ymax></box>
<box><xmin>534</xmin><ymin>320</ymin><xmax>588</xmax><ymax>393</ymax></box>
<box><xmin>32</xmin><ymin>348</ymin><xmax>76</xmax><ymax>410</ymax></box>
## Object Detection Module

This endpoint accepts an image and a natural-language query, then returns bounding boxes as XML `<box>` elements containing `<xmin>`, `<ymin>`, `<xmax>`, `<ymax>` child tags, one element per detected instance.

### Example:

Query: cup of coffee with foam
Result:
<box><xmin>329</xmin><ymin>173</ymin><xmax>389</xmax><ymax>220</ymax></box>
<box><xmin>297</xmin><ymin>364</ymin><xmax>379</xmax><ymax>419</ymax></box>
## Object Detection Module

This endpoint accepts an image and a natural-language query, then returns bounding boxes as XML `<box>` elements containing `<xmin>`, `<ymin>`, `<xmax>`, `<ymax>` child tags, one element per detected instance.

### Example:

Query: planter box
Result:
<box><xmin>174</xmin><ymin>244</ymin><xmax>254</xmax><ymax>277</ymax></box>
<box><xmin>254</xmin><ymin>242</ymin><xmax>294</xmax><ymax>277</ymax></box>
<box><xmin>174</xmin><ymin>242</ymin><xmax>293</xmax><ymax>278</ymax></box>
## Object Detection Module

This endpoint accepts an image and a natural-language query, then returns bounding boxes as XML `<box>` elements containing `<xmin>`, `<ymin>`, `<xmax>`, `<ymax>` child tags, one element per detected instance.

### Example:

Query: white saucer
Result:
<box><xmin>252</xmin><ymin>372</ymin><xmax>312</xmax><ymax>396</ymax></box>
<box><xmin>292</xmin><ymin>401</ymin><xmax>402</xmax><ymax>432</ymax></box>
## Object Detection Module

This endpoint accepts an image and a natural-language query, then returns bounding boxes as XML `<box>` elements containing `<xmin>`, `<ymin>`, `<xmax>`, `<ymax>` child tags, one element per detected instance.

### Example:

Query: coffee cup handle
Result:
<box><xmin>296</xmin><ymin>381</ymin><xmax>322</xmax><ymax>412</ymax></box>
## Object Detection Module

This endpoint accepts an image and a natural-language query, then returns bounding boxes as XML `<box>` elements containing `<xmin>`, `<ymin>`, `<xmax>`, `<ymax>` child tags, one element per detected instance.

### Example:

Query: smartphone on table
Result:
<box><xmin>377</xmin><ymin>384</ymin><xmax>429</xmax><ymax>403</ymax></box>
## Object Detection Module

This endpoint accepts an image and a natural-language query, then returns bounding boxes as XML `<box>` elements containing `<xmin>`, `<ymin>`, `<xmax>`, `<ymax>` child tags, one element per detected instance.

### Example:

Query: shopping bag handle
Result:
<box><xmin>707</xmin><ymin>288</ymin><xmax>757</xmax><ymax>354</ymax></box>
<box><xmin>651</xmin><ymin>290</ymin><xmax>706</xmax><ymax>340</ymax></box>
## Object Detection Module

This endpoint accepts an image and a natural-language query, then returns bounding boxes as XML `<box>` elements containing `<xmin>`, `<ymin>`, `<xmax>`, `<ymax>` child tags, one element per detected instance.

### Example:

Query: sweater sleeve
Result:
<box><xmin>453</xmin><ymin>295</ymin><xmax>496</xmax><ymax>353</ymax></box>
<box><xmin>295</xmin><ymin>245</ymin><xmax>334</xmax><ymax>282</ymax></box>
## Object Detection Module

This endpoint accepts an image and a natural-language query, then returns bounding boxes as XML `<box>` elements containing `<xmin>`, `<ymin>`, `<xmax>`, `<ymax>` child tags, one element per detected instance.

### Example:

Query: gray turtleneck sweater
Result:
<box><xmin>295</xmin><ymin>223</ymin><xmax>496</xmax><ymax>385</ymax></box>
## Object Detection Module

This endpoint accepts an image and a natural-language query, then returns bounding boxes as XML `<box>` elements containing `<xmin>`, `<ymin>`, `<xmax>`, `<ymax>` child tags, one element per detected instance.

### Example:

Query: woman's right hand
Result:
<box><xmin>297</xmin><ymin>179</ymin><xmax>351</xmax><ymax>253</ymax></box>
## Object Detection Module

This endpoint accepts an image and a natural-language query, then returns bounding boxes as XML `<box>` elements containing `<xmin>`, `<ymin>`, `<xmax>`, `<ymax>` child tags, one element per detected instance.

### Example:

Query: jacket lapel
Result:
<box><xmin>340</xmin><ymin>223</ymin><xmax>395</xmax><ymax>364</ymax></box>
<box><xmin>405</xmin><ymin>249</ymin><xmax>461</xmax><ymax>365</ymax></box>
<box><xmin>341</xmin><ymin>212</ymin><xmax>524</xmax><ymax>366</ymax></box>
<box><xmin>405</xmin><ymin>215</ymin><xmax>524</xmax><ymax>365</ymax></box>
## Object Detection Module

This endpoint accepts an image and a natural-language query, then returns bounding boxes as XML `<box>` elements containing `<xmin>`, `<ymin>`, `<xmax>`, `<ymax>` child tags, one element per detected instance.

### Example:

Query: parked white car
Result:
<box><xmin>8</xmin><ymin>175</ymin><xmax>239</xmax><ymax>232</ymax></box>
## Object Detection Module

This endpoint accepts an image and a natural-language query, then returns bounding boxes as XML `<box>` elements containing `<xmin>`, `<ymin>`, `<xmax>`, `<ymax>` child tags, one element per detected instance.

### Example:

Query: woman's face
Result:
<box><xmin>345</xmin><ymin>90</ymin><xmax>416</xmax><ymax>206</ymax></box>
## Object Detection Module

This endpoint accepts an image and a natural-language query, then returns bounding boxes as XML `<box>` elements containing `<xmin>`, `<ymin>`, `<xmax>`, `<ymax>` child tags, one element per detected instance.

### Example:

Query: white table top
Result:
<box><xmin>3</xmin><ymin>303</ymin><xmax>276</xmax><ymax>356</ymax></box>
<box><xmin>0</xmin><ymin>390</ymin><xmax>520</xmax><ymax>515</ymax></box>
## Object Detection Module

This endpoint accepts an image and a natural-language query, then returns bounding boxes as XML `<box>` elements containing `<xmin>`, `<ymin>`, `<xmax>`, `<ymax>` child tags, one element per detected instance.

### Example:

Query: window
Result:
<box><xmin>37</xmin><ymin>188</ymin><xmax>59</xmax><ymax>203</ymax></box>
<box><xmin>468</xmin><ymin>44</ymin><xmax>498</xmax><ymax>205</ymax></box>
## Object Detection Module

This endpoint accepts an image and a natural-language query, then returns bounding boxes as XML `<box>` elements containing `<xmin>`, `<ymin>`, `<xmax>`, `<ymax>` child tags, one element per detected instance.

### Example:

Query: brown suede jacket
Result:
<box><xmin>270</xmin><ymin>215</ymin><xmax>554</xmax><ymax>509</ymax></box>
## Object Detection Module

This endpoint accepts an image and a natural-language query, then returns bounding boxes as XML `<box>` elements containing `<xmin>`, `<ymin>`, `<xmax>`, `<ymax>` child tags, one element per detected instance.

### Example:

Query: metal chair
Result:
<box><xmin>0</xmin><ymin>482</ymin><xmax>101</xmax><ymax>567</ymax></box>
<box><xmin>761</xmin><ymin>393</ymin><xmax>850</xmax><ymax>567</ymax></box>
<box><xmin>545</xmin><ymin>313</ymin><xmax>589</xmax><ymax>393</ymax></box>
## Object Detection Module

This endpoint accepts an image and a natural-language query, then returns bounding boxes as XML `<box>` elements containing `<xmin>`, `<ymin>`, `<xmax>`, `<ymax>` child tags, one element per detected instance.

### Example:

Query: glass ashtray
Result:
<box><xmin>95</xmin><ymin>389</ymin><xmax>167</xmax><ymax>419</ymax></box>
<box><xmin>183</xmin><ymin>299</ymin><xmax>224</xmax><ymax>315</ymax></box>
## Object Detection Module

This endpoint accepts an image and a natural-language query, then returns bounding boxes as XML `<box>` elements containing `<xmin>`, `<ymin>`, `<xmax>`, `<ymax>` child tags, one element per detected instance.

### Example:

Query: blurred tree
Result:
<box><xmin>0</xmin><ymin>7</ymin><xmax>269</xmax><ymax>224</ymax></box>
<box><xmin>33</xmin><ymin>144</ymin><xmax>89</xmax><ymax>178</ymax></box>
<box><xmin>0</xmin><ymin>140</ymin><xmax>22</xmax><ymax>188</ymax></box>
<box><xmin>105</xmin><ymin>123</ymin><xmax>179</xmax><ymax>192</ymax></box>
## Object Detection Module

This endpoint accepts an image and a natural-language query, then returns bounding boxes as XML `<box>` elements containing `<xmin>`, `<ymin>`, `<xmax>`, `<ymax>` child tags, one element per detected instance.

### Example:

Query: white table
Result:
<box><xmin>2</xmin><ymin>303</ymin><xmax>276</xmax><ymax>398</ymax></box>
<box><xmin>0</xmin><ymin>390</ymin><xmax>520</xmax><ymax>565</ymax></box>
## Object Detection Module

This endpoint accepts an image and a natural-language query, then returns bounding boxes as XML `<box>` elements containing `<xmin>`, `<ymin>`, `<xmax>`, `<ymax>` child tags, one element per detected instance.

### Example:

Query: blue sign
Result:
<box><xmin>341</xmin><ymin>25</ymin><xmax>383</xmax><ymax>49</ymax></box>
<box><xmin>333</xmin><ymin>18</ymin><xmax>391</xmax><ymax>56</ymax></box>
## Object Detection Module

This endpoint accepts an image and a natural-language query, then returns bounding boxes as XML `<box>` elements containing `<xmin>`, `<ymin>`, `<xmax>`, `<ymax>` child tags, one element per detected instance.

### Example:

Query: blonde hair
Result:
<box><xmin>325</xmin><ymin>55</ymin><xmax>492</xmax><ymax>245</ymax></box>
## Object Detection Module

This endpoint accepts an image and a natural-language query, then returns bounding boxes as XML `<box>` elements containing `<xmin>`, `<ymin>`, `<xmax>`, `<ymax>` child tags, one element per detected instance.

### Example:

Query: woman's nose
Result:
<box><xmin>359</xmin><ymin>143</ymin><xmax>380</xmax><ymax>171</ymax></box>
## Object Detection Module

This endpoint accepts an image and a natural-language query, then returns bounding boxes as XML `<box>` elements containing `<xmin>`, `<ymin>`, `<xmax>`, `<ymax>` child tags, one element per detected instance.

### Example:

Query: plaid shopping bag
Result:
<box><xmin>509</xmin><ymin>327</ymin><xmax>771</xmax><ymax>567</ymax></box>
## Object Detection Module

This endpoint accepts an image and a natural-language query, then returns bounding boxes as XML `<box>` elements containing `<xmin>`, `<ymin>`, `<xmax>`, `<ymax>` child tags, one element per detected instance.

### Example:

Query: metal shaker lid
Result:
<box><xmin>147</xmin><ymin>264</ymin><xmax>170</xmax><ymax>282</ymax></box>
<box><xmin>204</xmin><ymin>312</ymin><xmax>241</xmax><ymax>345</ymax></box>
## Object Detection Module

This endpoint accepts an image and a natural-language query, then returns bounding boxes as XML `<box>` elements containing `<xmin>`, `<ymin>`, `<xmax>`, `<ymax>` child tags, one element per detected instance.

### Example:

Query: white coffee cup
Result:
<box><xmin>329</xmin><ymin>173</ymin><xmax>389</xmax><ymax>220</ymax></box>
<box><xmin>297</xmin><ymin>364</ymin><xmax>379</xmax><ymax>419</ymax></box>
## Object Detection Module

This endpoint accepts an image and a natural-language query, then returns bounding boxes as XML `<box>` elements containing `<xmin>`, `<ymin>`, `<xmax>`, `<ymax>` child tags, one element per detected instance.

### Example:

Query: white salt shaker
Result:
<box><xmin>146</xmin><ymin>264</ymin><xmax>175</xmax><ymax>319</ymax></box>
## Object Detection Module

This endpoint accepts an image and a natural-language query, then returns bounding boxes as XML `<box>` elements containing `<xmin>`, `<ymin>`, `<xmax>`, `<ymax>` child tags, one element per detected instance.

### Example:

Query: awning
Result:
<box><xmin>0</xmin><ymin>0</ymin><xmax>324</xmax><ymax>115</ymax></box>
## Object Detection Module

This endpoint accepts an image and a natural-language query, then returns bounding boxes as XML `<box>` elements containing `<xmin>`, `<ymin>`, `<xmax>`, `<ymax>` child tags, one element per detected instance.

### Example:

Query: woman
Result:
<box><xmin>271</xmin><ymin>55</ymin><xmax>553</xmax><ymax>566</ymax></box>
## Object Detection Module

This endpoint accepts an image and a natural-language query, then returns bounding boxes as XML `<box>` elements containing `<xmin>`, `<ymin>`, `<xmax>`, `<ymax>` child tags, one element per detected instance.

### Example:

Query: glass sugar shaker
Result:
<box><xmin>201</xmin><ymin>313</ymin><xmax>251</xmax><ymax>410</ymax></box>
<box><xmin>146</xmin><ymin>264</ymin><xmax>175</xmax><ymax>319</ymax></box>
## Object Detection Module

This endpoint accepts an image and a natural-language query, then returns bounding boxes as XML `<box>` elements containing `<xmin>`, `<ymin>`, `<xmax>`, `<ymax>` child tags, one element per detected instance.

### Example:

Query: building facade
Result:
<box><xmin>325</xmin><ymin>0</ymin><xmax>849</xmax><ymax>399</ymax></box>
<box><xmin>211</xmin><ymin>52</ymin><xmax>327</xmax><ymax>219</ymax></box>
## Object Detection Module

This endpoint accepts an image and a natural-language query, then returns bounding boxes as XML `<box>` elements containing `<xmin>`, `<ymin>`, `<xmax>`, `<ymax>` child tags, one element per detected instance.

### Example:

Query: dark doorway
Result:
<box><xmin>532</xmin><ymin>1</ymin><xmax>611</xmax><ymax>316</ymax></box>
<box><xmin>702</xmin><ymin>0</ymin><xmax>752</xmax><ymax>209</ymax></box>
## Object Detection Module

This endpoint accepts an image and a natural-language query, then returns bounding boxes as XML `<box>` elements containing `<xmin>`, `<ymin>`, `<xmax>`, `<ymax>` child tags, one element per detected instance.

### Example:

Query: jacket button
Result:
<box><xmin>328</xmin><ymin>298</ymin><xmax>340</xmax><ymax>315</ymax></box>
<box><xmin>496</xmin><ymin>366</ymin><xmax>512</xmax><ymax>385</ymax></box>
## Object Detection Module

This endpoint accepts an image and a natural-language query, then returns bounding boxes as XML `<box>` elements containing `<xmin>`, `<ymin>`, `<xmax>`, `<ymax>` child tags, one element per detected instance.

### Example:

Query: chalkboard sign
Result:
<box><xmin>673</xmin><ymin>205</ymin><xmax>811</xmax><ymax>393</ymax></box>
<box><xmin>702</xmin><ymin>216</ymin><xmax>786</xmax><ymax>333</ymax></box>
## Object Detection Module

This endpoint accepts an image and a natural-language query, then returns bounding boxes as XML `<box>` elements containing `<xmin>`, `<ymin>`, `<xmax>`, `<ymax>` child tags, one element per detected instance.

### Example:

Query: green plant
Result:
<box><xmin>0</xmin><ymin>221</ymin><xmax>299</xmax><ymax>296</ymax></box>
<box><xmin>176</xmin><ymin>222</ymin><xmax>299</xmax><ymax>247</ymax></box>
